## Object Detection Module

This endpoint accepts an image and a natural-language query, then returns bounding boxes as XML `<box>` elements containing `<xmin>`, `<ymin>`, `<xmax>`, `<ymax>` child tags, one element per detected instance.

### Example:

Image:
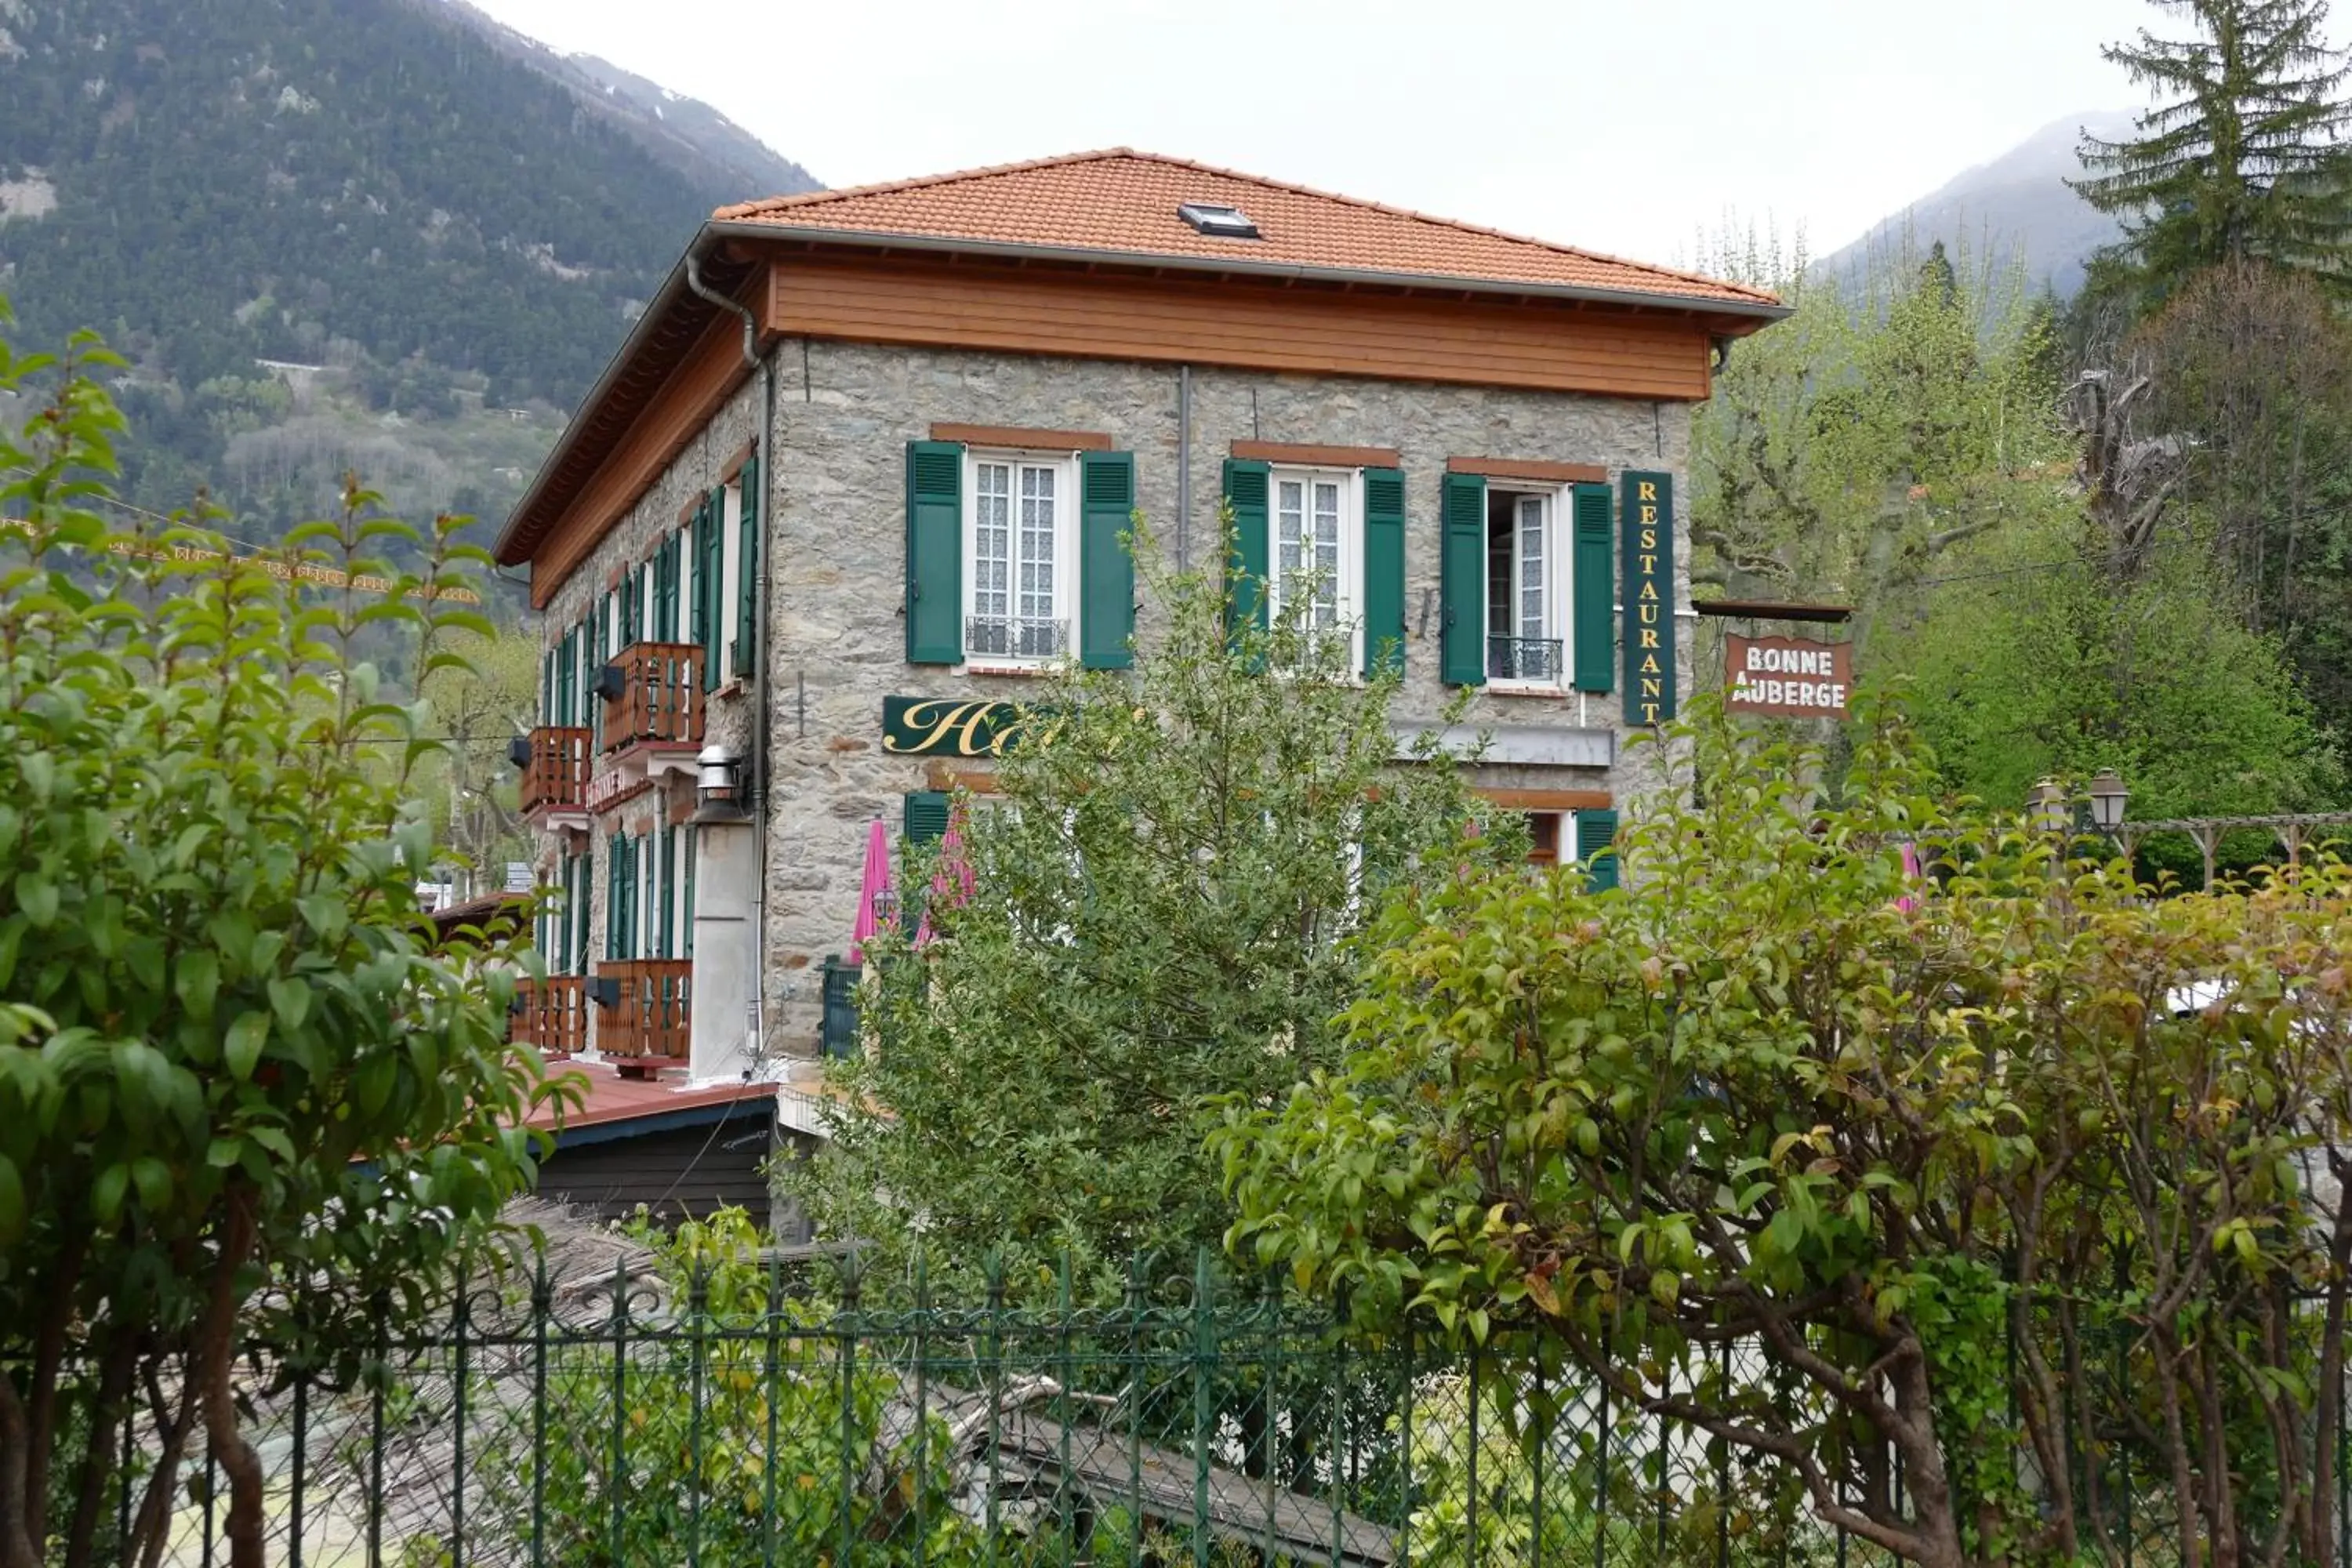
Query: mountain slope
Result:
<box><xmin>0</xmin><ymin>0</ymin><xmax>815</xmax><ymax>535</ymax></box>
<box><xmin>1819</xmin><ymin>111</ymin><xmax>2132</xmax><ymax>296</ymax></box>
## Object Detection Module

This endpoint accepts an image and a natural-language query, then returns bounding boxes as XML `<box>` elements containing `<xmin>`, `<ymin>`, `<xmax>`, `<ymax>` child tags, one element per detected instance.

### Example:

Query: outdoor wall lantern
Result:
<box><xmin>2088</xmin><ymin>769</ymin><xmax>2130</xmax><ymax>834</ymax></box>
<box><xmin>693</xmin><ymin>742</ymin><xmax>748</xmax><ymax>824</ymax></box>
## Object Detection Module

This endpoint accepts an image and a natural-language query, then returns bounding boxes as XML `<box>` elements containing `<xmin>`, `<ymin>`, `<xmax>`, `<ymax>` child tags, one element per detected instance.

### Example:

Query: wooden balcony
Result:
<box><xmin>519</xmin><ymin>727</ymin><xmax>592</xmax><ymax>818</ymax></box>
<box><xmin>603</xmin><ymin>642</ymin><xmax>703</xmax><ymax>754</ymax></box>
<box><xmin>510</xmin><ymin>975</ymin><xmax>588</xmax><ymax>1057</ymax></box>
<box><xmin>597</xmin><ymin>957</ymin><xmax>692</xmax><ymax>1077</ymax></box>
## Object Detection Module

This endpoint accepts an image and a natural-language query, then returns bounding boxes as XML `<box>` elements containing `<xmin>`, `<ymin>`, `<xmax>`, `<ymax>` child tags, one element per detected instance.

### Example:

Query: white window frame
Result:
<box><xmin>961</xmin><ymin>447</ymin><xmax>1080</xmax><ymax>672</ymax></box>
<box><xmin>1266</xmin><ymin>465</ymin><xmax>1363</xmax><ymax>672</ymax></box>
<box><xmin>1483</xmin><ymin>483</ymin><xmax>1573</xmax><ymax>692</ymax></box>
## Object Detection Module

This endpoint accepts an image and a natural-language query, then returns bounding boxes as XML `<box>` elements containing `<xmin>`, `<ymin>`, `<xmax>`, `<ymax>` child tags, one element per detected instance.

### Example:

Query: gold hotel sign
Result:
<box><xmin>881</xmin><ymin>696</ymin><xmax>1040</xmax><ymax>757</ymax></box>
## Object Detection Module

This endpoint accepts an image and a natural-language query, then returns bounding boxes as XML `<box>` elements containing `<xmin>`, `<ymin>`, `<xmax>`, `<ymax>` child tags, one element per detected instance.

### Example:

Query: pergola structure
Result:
<box><xmin>2114</xmin><ymin>812</ymin><xmax>2352</xmax><ymax>887</ymax></box>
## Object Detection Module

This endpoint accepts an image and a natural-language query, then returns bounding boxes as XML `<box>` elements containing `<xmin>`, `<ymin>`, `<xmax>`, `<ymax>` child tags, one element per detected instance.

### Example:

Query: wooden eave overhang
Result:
<box><xmin>495</xmin><ymin>225</ymin><xmax>1790</xmax><ymax>601</ymax></box>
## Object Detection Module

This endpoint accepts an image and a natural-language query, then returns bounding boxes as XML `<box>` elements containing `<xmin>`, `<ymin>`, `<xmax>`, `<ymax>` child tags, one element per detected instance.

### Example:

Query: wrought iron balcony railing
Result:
<box><xmin>1487</xmin><ymin>635</ymin><xmax>1565</xmax><ymax>681</ymax></box>
<box><xmin>966</xmin><ymin>615</ymin><xmax>1068</xmax><ymax>660</ymax></box>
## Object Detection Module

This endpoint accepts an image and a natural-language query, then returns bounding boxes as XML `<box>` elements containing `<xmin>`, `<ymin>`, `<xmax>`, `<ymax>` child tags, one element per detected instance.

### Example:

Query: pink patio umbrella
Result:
<box><xmin>914</xmin><ymin>800</ymin><xmax>977</xmax><ymax>949</ymax></box>
<box><xmin>850</xmin><ymin>817</ymin><xmax>895</xmax><ymax>963</ymax></box>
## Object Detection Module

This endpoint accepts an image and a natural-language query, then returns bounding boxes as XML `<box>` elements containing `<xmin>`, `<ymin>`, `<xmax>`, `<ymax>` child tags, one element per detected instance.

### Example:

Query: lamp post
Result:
<box><xmin>2088</xmin><ymin>769</ymin><xmax>2129</xmax><ymax>837</ymax></box>
<box><xmin>2028</xmin><ymin>778</ymin><xmax>2072</xmax><ymax>837</ymax></box>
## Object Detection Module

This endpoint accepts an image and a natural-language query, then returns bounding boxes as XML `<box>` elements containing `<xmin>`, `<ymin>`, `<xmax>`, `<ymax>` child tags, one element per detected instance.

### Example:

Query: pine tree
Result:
<box><xmin>2073</xmin><ymin>0</ymin><xmax>2352</xmax><ymax>304</ymax></box>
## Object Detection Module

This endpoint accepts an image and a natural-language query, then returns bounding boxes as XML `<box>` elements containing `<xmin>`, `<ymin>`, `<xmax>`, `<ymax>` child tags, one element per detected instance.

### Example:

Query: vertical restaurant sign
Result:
<box><xmin>1621</xmin><ymin>470</ymin><xmax>1676</xmax><ymax>725</ymax></box>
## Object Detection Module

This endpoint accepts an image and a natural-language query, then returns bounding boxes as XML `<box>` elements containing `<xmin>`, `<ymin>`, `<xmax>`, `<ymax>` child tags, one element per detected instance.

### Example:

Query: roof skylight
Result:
<box><xmin>1177</xmin><ymin>201</ymin><xmax>1261</xmax><ymax>240</ymax></box>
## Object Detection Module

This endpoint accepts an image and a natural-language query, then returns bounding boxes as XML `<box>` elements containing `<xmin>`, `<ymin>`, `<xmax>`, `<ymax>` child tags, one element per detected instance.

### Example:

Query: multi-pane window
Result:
<box><xmin>967</xmin><ymin>453</ymin><xmax>1073</xmax><ymax>662</ymax></box>
<box><xmin>1486</xmin><ymin>488</ymin><xmax>1566</xmax><ymax>684</ymax></box>
<box><xmin>1263</xmin><ymin>467</ymin><xmax>1358</xmax><ymax>667</ymax></box>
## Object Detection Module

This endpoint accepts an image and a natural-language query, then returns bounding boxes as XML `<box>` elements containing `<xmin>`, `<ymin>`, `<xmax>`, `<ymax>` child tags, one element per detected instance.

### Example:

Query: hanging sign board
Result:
<box><xmin>1621</xmin><ymin>471</ymin><xmax>1676</xmax><ymax>726</ymax></box>
<box><xmin>1726</xmin><ymin>634</ymin><xmax>1853</xmax><ymax>719</ymax></box>
<box><xmin>881</xmin><ymin>696</ymin><xmax>1038</xmax><ymax>757</ymax></box>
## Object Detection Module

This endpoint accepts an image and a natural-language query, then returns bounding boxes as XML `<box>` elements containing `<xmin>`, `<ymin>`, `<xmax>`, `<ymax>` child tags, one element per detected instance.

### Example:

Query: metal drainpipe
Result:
<box><xmin>1177</xmin><ymin>364</ymin><xmax>1192</xmax><ymax>570</ymax></box>
<box><xmin>685</xmin><ymin>246</ymin><xmax>778</xmax><ymax>1070</ymax></box>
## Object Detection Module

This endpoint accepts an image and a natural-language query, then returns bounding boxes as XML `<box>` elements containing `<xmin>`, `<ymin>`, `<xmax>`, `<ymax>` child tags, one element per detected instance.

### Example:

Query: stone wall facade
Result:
<box><xmin>536</xmin><ymin>338</ymin><xmax>1693</xmax><ymax>1064</ymax></box>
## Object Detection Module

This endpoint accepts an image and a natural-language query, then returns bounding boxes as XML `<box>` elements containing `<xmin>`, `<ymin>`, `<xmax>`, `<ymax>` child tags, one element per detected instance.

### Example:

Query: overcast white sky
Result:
<box><xmin>468</xmin><ymin>0</ymin><xmax>2176</xmax><ymax>270</ymax></box>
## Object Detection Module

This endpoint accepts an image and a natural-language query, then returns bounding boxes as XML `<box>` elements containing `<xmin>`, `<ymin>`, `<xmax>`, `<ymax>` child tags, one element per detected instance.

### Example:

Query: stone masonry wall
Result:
<box><xmin>755</xmin><ymin>339</ymin><xmax>1692</xmax><ymax>1056</ymax></box>
<box><xmin>536</xmin><ymin>339</ymin><xmax>1693</xmax><ymax>1063</ymax></box>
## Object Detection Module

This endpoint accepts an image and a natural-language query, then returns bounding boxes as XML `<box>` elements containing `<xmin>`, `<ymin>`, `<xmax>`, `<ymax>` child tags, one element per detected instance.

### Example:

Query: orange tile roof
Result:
<box><xmin>714</xmin><ymin>149</ymin><xmax>1778</xmax><ymax>311</ymax></box>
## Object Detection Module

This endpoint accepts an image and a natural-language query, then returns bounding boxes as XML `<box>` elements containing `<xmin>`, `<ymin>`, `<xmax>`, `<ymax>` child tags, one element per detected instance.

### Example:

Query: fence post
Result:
<box><xmin>452</xmin><ymin>1287</ymin><xmax>470</xmax><ymax>1568</ymax></box>
<box><xmin>1656</xmin><ymin>1354</ymin><xmax>1670</xmax><ymax>1562</ymax></box>
<box><xmin>369</xmin><ymin>1292</ymin><xmax>387</xmax><ymax>1568</ymax></box>
<box><xmin>1532</xmin><ymin>1363</ymin><xmax>1547</xmax><ymax>1568</ymax></box>
<box><xmin>1595</xmin><ymin>1375</ymin><xmax>1610</xmax><ymax>1568</ymax></box>
<box><xmin>1058</xmin><ymin>1252</ymin><xmax>1076</xmax><ymax>1567</ymax></box>
<box><xmin>763</xmin><ymin>1253</ymin><xmax>782</xmax><ymax>1568</ymax></box>
<box><xmin>1331</xmin><ymin>1287</ymin><xmax>1350</xmax><ymax>1568</ymax></box>
<box><xmin>1717</xmin><ymin>1338</ymin><xmax>1732</xmax><ymax>1568</ymax></box>
<box><xmin>1265</xmin><ymin>1271</ymin><xmax>1283</xmax><ymax>1563</ymax></box>
<box><xmin>609</xmin><ymin>1254</ymin><xmax>629</xmax><ymax>1567</ymax></box>
<box><xmin>1128</xmin><ymin>1254</ymin><xmax>1147</xmax><ymax>1568</ymax></box>
<box><xmin>1400</xmin><ymin>1326</ymin><xmax>1416</xmax><ymax>1568</ymax></box>
<box><xmin>1468</xmin><ymin>1338</ymin><xmax>1483</xmax><ymax>1568</ymax></box>
<box><xmin>840</xmin><ymin>1257</ymin><xmax>862</xmax><ymax>1568</ymax></box>
<box><xmin>532</xmin><ymin>1254</ymin><xmax>550</xmax><ymax>1568</ymax></box>
<box><xmin>914</xmin><ymin>1252</ymin><xmax>931</xmax><ymax>1568</ymax></box>
<box><xmin>689</xmin><ymin>1261</ymin><xmax>709</xmax><ymax>1568</ymax></box>
<box><xmin>1193</xmin><ymin>1249</ymin><xmax>1214</xmax><ymax>1568</ymax></box>
<box><xmin>987</xmin><ymin>1254</ymin><xmax>1006</xmax><ymax>1556</ymax></box>
<box><xmin>290</xmin><ymin>1340</ymin><xmax>309</xmax><ymax>1568</ymax></box>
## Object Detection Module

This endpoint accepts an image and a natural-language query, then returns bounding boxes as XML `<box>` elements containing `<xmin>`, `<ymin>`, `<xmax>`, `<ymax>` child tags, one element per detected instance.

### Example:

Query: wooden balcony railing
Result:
<box><xmin>597</xmin><ymin>957</ymin><xmax>691</xmax><ymax>1075</ymax></box>
<box><xmin>510</xmin><ymin>975</ymin><xmax>588</xmax><ymax>1057</ymax></box>
<box><xmin>519</xmin><ymin>727</ymin><xmax>592</xmax><ymax>816</ymax></box>
<box><xmin>603</xmin><ymin>642</ymin><xmax>703</xmax><ymax>753</ymax></box>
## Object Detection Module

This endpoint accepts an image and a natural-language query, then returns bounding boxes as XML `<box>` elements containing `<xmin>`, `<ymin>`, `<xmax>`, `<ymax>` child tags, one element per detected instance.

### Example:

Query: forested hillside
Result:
<box><xmin>0</xmin><ymin>0</ymin><xmax>815</xmax><ymax>553</ymax></box>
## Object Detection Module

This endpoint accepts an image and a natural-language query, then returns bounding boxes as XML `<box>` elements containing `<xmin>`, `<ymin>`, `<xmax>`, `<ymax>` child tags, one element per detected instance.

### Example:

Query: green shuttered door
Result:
<box><xmin>1577</xmin><ymin>808</ymin><xmax>1620</xmax><ymax>892</ymax></box>
<box><xmin>1222</xmin><ymin>458</ymin><xmax>1270</xmax><ymax>646</ymax></box>
<box><xmin>1361</xmin><ymin>467</ymin><xmax>1406</xmax><ymax>679</ymax></box>
<box><xmin>697</xmin><ymin>489</ymin><xmax>724</xmax><ymax>690</ymax></box>
<box><xmin>1572</xmin><ymin>481</ymin><xmax>1614</xmax><ymax>693</ymax></box>
<box><xmin>906</xmin><ymin>441</ymin><xmax>963</xmax><ymax>664</ymax></box>
<box><xmin>1439</xmin><ymin>471</ymin><xmax>1486</xmax><ymax>686</ymax></box>
<box><xmin>1079</xmin><ymin>450</ymin><xmax>1136</xmax><ymax>670</ymax></box>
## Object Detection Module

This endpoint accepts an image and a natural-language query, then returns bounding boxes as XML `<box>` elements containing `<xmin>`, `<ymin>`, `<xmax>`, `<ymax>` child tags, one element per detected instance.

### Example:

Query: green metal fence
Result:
<box><xmin>68</xmin><ymin>1253</ymin><xmax>2345</xmax><ymax>1567</ymax></box>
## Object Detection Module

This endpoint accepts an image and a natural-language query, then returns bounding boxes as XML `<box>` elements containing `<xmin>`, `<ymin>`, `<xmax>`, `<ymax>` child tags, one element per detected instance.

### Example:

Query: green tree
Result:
<box><xmin>0</xmin><ymin>321</ymin><xmax>567</xmax><ymax>1568</ymax></box>
<box><xmin>1219</xmin><ymin>702</ymin><xmax>2352</xmax><ymax>1568</ymax></box>
<box><xmin>415</xmin><ymin>620</ymin><xmax>542</xmax><ymax>892</ymax></box>
<box><xmin>2074</xmin><ymin>0</ymin><xmax>2352</xmax><ymax>307</ymax></box>
<box><xmin>1880</xmin><ymin>517</ymin><xmax>2343</xmax><ymax>848</ymax></box>
<box><xmin>788</xmin><ymin>527</ymin><xmax>1517</xmax><ymax>1293</ymax></box>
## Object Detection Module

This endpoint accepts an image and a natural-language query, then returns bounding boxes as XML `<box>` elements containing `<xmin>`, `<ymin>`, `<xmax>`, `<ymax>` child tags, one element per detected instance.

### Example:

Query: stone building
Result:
<box><xmin>492</xmin><ymin>149</ymin><xmax>1785</xmax><ymax>1135</ymax></box>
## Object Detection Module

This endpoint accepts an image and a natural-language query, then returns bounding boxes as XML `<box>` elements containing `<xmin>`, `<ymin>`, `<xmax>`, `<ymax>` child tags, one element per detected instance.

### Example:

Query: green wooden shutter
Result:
<box><xmin>1361</xmin><ymin>467</ymin><xmax>1406</xmax><ymax>679</ymax></box>
<box><xmin>736</xmin><ymin>454</ymin><xmax>760</xmax><ymax>684</ymax></box>
<box><xmin>1572</xmin><ymin>482</ymin><xmax>1614</xmax><ymax>693</ymax></box>
<box><xmin>541</xmin><ymin>648</ymin><xmax>554</xmax><ymax>726</ymax></box>
<box><xmin>699</xmin><ymin>490</ymin><xmax>725</xmax><ymax>691</ymax></box>
<box><xmin>1221</xmin><ymin>458</ymin><xmax>1271</xmax><ymax>646</ymax></box>
<box><xmin>903</xmin><ymin>790</ymin><xmax>952</xmax><ymax>844</ymax></box>
<box><xmin>682</xmin><ymin>826</ymin><xmax>697</xmax><ymax>961</ymax></box>
<box><xmin>906</xmin><ymin>441</ymin><xmax>964</xmax><ymax>665</ymax></box>
<box><xmin>1439</xmin><ymin>471</ymin><xmax>1487</xmax><ymax>686</ymax></box>
<box><xmin>1577</xmin><ymin>808</ymin><xmax>1620</xmax><ymax>892</ymax></box>
<box><xmin>604</xmin><ymin>836</ymin><xmax>623</xmax><ymax>960</ymax></box>
<box><xmin>656</xmin><ymin>825</ymin><xmax>674</xmax><ymax>959</ymax></box>
<box><xmin>1079</xmin><ymin>449</ymin><xmax>1137</xmax><ymax>669</ymax></box>
<box><xmin>655</xmin><ymin>532</ymin><xmax>680</xmax><ymax>643</ymax></box>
